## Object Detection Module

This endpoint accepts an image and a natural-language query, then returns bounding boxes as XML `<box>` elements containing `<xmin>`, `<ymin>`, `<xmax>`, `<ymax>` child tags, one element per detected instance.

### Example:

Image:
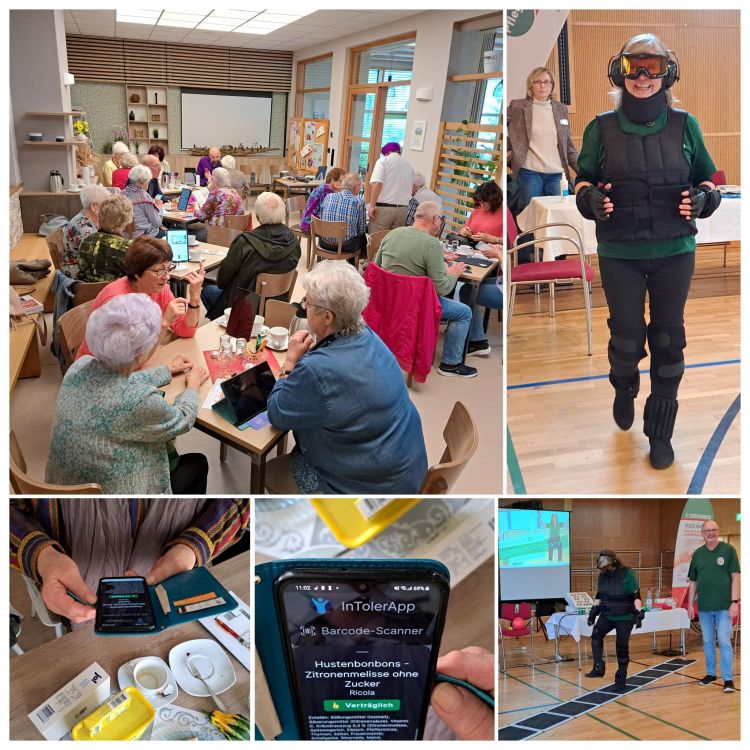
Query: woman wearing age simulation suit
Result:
<box><xmin>586</xmin><ymin>550</ymin><xmax>646</xmax><ymax>692</ymax></box>
<box><xmin>574</xmin><ymin>34</ymin><xmax>722</xmax><ymax>469</ymax></box>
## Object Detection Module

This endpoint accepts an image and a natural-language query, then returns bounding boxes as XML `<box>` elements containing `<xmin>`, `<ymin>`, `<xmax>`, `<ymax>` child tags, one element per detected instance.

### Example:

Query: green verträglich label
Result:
<box><xmin>324</xmin><ymin>699</ymin><xmax>400</xmax><ymax>712</ymax></box>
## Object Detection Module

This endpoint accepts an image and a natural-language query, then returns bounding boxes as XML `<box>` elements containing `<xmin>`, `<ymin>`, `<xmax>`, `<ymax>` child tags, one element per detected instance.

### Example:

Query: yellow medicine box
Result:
<box><xmin>72</xmin><ymin>687</ymin><xmax>155</xmax><ymax>741</ymax></box>
<box><xmin>310</xmin><ymin>498</ymin><xmax>421</xmax><ymax>547</ymax></box>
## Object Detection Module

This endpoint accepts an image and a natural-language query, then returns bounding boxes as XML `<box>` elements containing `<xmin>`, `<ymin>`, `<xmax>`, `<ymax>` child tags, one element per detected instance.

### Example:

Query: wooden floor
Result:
<box><xmin>507</xmin><ymin>248</ymin><xmax>740</xmax><ymax>495</ymax></box>
<box><xmin>499</xmin><ymin>631</ymin><xmax>741</xmax><ymax>740</ymax></box>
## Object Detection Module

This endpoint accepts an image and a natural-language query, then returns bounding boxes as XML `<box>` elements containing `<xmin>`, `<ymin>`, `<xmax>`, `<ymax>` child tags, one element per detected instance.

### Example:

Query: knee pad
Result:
<box><xmin>607</xmin><ymin>319</ymin><xmax>646</xmax><ymax>378</ymax></box>
<box><xmin>647</xmin><ymin>322</ymin><xmax>687</xmax><ymax>381</ymax></box>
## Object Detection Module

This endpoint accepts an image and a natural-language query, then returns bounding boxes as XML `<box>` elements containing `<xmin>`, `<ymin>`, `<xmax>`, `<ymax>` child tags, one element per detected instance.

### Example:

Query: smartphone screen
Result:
<box><xmin>275</xmin><ymin>567</ymin><xmax>449</xmax><ymax>741</ymax></box>
<box><xmin>95</xmin><ymin>577</ymin><xmax>156</xmax><ymax>633</ymax></box>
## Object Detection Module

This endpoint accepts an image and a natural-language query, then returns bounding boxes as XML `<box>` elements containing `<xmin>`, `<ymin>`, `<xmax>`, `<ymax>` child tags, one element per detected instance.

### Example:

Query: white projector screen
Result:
<box><xmin>181</xmin><ymin>89</ymin><xmax>272</xmax><ymax>150</ymax></box>
<box><xmin>499</xmin><ymin>509</ymin><xmax>571</xmax><ymax>601</ymax></box>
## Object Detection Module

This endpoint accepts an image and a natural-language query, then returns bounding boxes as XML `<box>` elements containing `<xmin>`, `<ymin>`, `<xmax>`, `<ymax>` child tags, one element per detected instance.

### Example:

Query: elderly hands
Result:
<box><xmin>282</xmin><ymin>330</ymin><xmax>315</xmax><ymax>374</ymax></box>
<box><xmin>37</xmin><ymin>545</ymin><xmax>97</xmax><ymax>623</ymax></box>
<box><xmin>185</xmin><ymin>261</ymin><xmax>205</xmax><ymax>306</ymax></box>
<box><xmin>125</xmin><ymin>543</ymin><xmax>197</xmax><ymax>586</ymax></box>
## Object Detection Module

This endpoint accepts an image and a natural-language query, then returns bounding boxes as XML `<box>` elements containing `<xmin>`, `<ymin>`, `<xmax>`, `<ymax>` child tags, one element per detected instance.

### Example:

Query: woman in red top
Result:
<box><xmin>111</xmin><ymin>152</ymin><xmax>138</xmax><ymax>191</ymax></box>
<box><xmin>459</xmin><ymin>181</ymin><xmax>504</xmax><ymax>243</ymax></box>
<box><xmin>76</xmin><ymin>235</ymin><xmax>205</xmax><ymax>360</ymax></box>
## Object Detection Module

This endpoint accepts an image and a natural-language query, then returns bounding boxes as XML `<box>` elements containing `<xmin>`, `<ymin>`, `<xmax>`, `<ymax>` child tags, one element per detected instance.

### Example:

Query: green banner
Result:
<box><xmin>324</xmin><ymin>699</ymin><xmax>400</xmax><ymax>712</ymax></box>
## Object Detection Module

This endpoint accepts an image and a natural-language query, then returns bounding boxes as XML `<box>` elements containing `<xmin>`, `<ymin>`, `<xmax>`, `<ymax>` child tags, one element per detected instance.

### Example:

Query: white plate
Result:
<box><xmin>152</xmin><ymin>705</ymin><xmax>226</xmax><ymax>741</ymax></box>
<box><xmin>168</xmin><ymin>638</ymin><xmax>236</xmax><ymax>697</ymax></box>
<box><xmin>266</xmin><ymin>337</ymin><xmax>289</xmax><ymax>351</ymax></box>
<box><xmin>117</xmin><ymin>656</ymin><xmax>178</xmax><ymax>709</ymax></box>
<box><xmin>718</xmin><ymin>184</ymin><xmax>740</xmax><ymax>193</ymax></box>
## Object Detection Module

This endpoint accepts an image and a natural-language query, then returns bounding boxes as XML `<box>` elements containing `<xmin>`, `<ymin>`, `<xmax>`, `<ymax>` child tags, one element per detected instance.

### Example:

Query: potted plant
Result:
<box><xmin>153</xmin><ymin>128</ymin><xmax>159</xmax><ymax>139</ymax></box>
<box><xmin>132</xmin><ymin>139</ymin><xmax>141</xmax><ymax>155</ymax></box>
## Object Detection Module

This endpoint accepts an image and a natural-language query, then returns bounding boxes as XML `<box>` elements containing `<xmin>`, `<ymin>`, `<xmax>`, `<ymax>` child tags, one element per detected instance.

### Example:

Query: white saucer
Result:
<box><xmin>67</xmin><ymin>188</ymin><xmax>82</xmax><ymax>193</ymax></box>
<box><xmin>168</xmin><ymin>638</ymin><xmax>236</xmax><ymax>698</ymax></box>
<box><xmin>266</xmin><ymin>336</ymin><xmax>288</xmax><ymax>351</ymax></box>
<box><xmin>117</xmin><ymin>656</ymin><xmax>178</xmax><ymax>709</ymax></box>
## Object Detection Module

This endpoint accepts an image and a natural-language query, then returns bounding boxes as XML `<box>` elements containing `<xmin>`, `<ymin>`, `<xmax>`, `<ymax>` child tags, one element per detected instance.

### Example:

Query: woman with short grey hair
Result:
<box><xmin>77</xmin><ymin>193</ymin><xmax>134</xmax><ymax>282</ymax></box>
<box><xmin>123</xmin><ymin>164</ymin><xmax>165</xmax><ymax>238</ymax></box>
<box><xmin>265</xmin><ymin>260</ymin><xmax>427</xmax><ymax>494</ymax></box>
<box><xmin>46</xmin><ymin>293</ymin><xmax>209</xmax><ymax>494</ymax></box>
<box><xmin>193</xmin><ymin>166</ymin><xmax>244</xmax><ymax>241</ymax></box>
<box><xmin>200</xmin><ymin>190</ymin><xmax>299</xmax><ymax>318</ymax></box>
<box><xmin>102</xmin><ymin>140</ymin><xmax>130</xmax><ymax>186</ymax></box>
<box><xmin>222</xmin><ymin>154</ymin><xmax>249</xmax><ymax>200</ymax></box>
<box><xmin>112</xmin><ymin>151</ymin><xmax>139</xmax><ymax>190</ymax></box>
<box><xmin>61</xmin><ymin>183</ymin><xmax>111</xmax><ymax>278</ymax></box>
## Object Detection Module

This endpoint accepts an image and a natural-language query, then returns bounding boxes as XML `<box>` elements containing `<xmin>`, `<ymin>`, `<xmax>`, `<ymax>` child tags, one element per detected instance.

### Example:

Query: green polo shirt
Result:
<box><xmin>599</xmin><ymin>567</ymin><xmax>640</xmax><ymax>622</ymax></box>
<box><xmin>687</xmin><ymin>541</ymin><xmax>740</xmax><ymax>612</ymax></box>
<box><xmin>577</xmin><ymin>108</ymin><xmax>716</xmax><ymax>259</ymax></box>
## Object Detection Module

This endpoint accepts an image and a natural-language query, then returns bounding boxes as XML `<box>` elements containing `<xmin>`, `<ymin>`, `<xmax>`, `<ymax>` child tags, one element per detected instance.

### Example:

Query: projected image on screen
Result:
<box><xmin>499</xmin><ymin>509</ymin><xmax>571</xmax><ymax>601</ymax></box>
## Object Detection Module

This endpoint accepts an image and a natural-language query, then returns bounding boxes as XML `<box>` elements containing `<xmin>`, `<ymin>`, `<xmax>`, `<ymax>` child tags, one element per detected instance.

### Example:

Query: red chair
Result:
<box><xmin>507</xmin><ymin>222</ymin><xmax>595</xmax><ymax>355</ymax></box>
<box><xmin>499</xmin><ymin>602</ymin><xmax>535</xmax><ymax>671</ymax></box>
<box><xmin>363</xmin><ymin>262</ymin><xmax>442</xmax><ymax>387</ymax></box>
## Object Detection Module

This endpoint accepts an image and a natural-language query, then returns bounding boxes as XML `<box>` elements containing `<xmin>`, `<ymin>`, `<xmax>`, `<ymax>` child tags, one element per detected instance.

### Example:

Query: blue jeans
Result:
<box><xmin>517</xmin><ymin>168</ymin><xmax>562</xmax><ymax>213</ymax></box>
<box><xmin>460</xmin><ymin>278</ymin><xmax>503</xmax><ymax>341</ymax></box>
<box><xmin>439</xmin><ymin>295</ymin><xmax>472</xmax><ymax>365</ymax></box>
<box><xmin>201</xmin><ymin>283</ymin><xmax>222</xmax><ymax>317</ymax></box>
<box><xmin>698</xmin><ymin>610</ymin><xmax>734</xmax><ymax>680</ymax></box>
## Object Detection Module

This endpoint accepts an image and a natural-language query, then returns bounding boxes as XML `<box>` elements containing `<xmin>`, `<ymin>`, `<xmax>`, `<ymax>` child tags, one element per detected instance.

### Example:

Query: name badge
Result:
<box><xmin>560</xmin><ymin>118</ymin><xmax>569</xmax><ymax>125</ymax></box>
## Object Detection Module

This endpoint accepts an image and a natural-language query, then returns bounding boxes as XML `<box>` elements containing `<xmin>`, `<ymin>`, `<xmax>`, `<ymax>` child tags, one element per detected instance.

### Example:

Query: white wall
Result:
<box><xmin>292</xmin><ymin>9</ymin><xmax>486</xmax><ymax>180</ymax></box>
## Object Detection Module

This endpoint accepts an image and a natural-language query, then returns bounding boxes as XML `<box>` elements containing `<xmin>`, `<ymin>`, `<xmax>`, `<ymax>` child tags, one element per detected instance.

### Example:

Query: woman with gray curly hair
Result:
<box><xmin>123</xmin><ymin>162</ymin><xmax>165</xmax><ymax>237</ymax></box>
<box><xmin>46</xmin><ymin>293</ymin><xmax>209</xmax><ymax>494</ymax></box>
<box><xmin>265</xmin><ymin>260</ymin><xmax>427</xmax><ymax>494</ymax></box>
<box><xmin>193</xmin><ymin>166</ymin><xmax>245</xmax><ymax>241</ymax></box>
<box><xmin>61</xmin><ymin>183</ymin><xmax>111</xmax><ymax>278</ymax></box>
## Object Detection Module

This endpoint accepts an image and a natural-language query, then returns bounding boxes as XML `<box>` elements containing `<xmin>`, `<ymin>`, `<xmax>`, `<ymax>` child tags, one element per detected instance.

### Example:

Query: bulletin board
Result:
<box><xmin>288</xmin><ymin>117</ymin><xmax>329</xmax><ymax>174</ymax></box>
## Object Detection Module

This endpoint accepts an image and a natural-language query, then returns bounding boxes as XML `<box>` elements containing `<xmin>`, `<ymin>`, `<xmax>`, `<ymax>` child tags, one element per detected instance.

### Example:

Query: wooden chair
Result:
<box><xmin>45</xmin><ymin>228</ymin><xmax>64</xmax><ymax>270</ymax></box>
<box><xmin>254</xmin><ymin>270</ymin><xmax>298</xmax><ymax>316</ymax></box>
<box><xmin>124</xmin><ymin>220</ymin><xmax>137</xmax><ymax>239</ymax></box>
<box><xmin>366</xmin><ymin>229</ymin><xmax>389</xmax><ymax>263</ymax></box>
<box><xmin>286</xmin><ymin>196</ymin><xmax>312</xmax><ymax>267</ymax></box>
<box><xmin>10</xmin><ymin>431</ymin><xmax>102</xmax><ymax>495</ymax></box>
<box><xmin>206</xmin><ymin>225</ymin><xmax>241</xmax><ymax>248</ymax></box>
<box><xmin>264</xmin><ymin>299</ymin><xmax>298</xmax><ymax>330</ymax></box>
<box><xmin>419</xmin><ymin>401</ymin><xmax>479</xmax><ymax>494</ymax></box>
<box><xmin>310</xmin><ymin>217</ymin><xmax>361</xmax><ymax>266</ymax></box>
<box><xmin>223</xmin><ymin>213</ymin><xmax>251</xmax><ymax>231</ymax></box>
<box><xmin>57</xmin><ymin>300</ymin><xmax>95</xmax><ymax>373</ymax></box>
<box><xmin>72</xmin><ymin>280</ymin><xmax>107</xmax><ymax>307</ymax></box>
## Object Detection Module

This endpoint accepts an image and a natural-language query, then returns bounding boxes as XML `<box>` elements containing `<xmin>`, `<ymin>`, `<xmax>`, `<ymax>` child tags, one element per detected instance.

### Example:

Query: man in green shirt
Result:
<box><xmin>375</xmin><ymin>200</ymin><xmax>477</xmax><ymax>378</ymax></box>
<box><xmin>688</xmin><ymin>520</ymin><xmax>740</xmax><ymax>692</ymax></box>
<box><xmin>586</xmin><ymin>549</ymin><xmax>644</xmax><ymax>691</ymax></box>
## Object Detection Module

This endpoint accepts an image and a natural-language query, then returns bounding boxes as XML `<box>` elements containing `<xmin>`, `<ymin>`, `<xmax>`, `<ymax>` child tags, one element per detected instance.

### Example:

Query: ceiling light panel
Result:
<box><xmin>116</xmin><ymin>10</ymin><xmax>161</xmax><ymax>23</ymax></box>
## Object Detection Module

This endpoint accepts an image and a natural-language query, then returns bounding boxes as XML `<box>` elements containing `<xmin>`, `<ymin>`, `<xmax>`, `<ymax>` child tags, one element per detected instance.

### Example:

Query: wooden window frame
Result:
<box><xmin>295</xmin><ymin>52</ymin><xmax>333</xmax><ymax>118</ymax></box>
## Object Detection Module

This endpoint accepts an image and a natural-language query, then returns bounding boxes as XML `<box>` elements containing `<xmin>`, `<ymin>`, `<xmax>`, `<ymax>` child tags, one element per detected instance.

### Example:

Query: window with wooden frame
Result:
<box><xmin>295</xmin><ymin>53</ymin><xmax>332</xmax><ymax>118</ymax></box>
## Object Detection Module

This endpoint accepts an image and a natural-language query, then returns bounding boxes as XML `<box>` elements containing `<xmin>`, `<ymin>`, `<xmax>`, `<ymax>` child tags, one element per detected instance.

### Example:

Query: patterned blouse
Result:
<box><xmin>194</xmin><ymin>187</ymin><xmax>244</xmax><ymax>226</ymax></box>
<box><xmin>62</xmin><ymin>211</ymin><xmax>97</xmax><ymax>278</ymax></box>
<box><xmin>77</xmin><ymin>231</ymin><xmax>130</xmax><ymax>283</ymax></box>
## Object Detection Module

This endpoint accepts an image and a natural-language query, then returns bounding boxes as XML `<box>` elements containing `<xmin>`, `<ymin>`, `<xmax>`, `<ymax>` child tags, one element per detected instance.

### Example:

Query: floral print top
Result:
<box><xmin>77</xmin><ymin>231</ymin><xmax>130</xmax><ymax>283</ymax></box>
<box><xmin>194</xmin><ymin>187</ymin><xmax>244</xmax><ymax>226</ymax></box>
<box><xmin>62</xmin><ymin>211</ymin><xmax>97</xmax><ymax>278</ymax></box>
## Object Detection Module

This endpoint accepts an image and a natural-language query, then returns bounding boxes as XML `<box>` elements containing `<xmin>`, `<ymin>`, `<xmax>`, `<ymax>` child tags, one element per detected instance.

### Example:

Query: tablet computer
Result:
<box><xmin>177</xmin><ymin>187</ymin><xmax>192</xmax><ymax>211</ymax></box>
<box><xmin>219</xmin><ymin>361</ymin><xmax>277</xmax><ymax>427</ymax></box>
<box><xmin>166</xmin><ymin>229</ymin><xmax>190</xmax><ymax>263</ymax></box>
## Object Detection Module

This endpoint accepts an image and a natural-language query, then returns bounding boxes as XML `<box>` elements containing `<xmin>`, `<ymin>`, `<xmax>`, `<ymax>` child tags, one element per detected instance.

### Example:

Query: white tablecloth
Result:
<box><xmin>545</xmin><ymin>607</ymin><xmax>690</xmax><ymax>642</ymax></box>
<box><xmin>517</xmin><ymin>195</ymin><xmax>741</xmax><ymax>261</ymax></box>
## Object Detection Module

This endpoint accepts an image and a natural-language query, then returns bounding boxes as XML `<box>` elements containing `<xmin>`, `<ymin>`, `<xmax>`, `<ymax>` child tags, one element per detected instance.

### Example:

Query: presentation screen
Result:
<box><xmin>181</xmin><ymin>89</ymin><xmax>272</xmax><ymax>150</ymax></box>
<box><xmin>498</xmin><ymin>509</ymin><xmax>571</xmax><ymax>601</ymax></box>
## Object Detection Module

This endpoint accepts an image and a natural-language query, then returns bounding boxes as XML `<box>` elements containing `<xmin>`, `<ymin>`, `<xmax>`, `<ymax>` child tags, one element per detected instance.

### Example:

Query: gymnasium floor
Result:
<box><xmin>506</xmin><ymin>247</ymin><xmax>740</xmax><ymax>495</ymax></box>
<box><xmin>499</xmin><ymin>629</ymin><xmax>741</xmax><ymax>741</ymax></box>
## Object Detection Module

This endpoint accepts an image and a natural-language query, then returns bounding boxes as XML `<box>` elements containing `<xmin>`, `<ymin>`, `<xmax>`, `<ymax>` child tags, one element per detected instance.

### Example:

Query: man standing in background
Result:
<box><xmin>368</xmin><ymin>142</ymin><xmax>414</xmax><ymax>232</ymax></box>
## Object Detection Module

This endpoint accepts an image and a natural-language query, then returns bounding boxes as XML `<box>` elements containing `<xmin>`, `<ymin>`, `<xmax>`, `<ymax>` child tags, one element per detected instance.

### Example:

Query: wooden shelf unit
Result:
<box><xmin>23</xmin><ymin>140</ymin><xmax>80</xmax><ymax>146</ymax></box>
<box><xmin>126</xmin><ymin>85</ymin><xmax>169</xmax><ymax>154</ymax></box>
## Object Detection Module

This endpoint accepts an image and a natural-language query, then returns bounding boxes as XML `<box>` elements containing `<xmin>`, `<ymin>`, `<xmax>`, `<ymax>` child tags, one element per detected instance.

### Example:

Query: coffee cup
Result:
<box><xmin>133</xmin><ymin>658</ymin><xmax>170</xmax><ymax>696</ymax></box>
<box><xmin>250</xmin><ymin>315</ymin><xmax>265</xmax><ymax>336</ymax></box>
<box><xmin>269</xmin><ymin>326</ymin><xmax>288</xmax><ymax>349</ymax></box>
<box><xmin>189</xmin><ymin>249</ymin><xmax>204</xmax><ymax>262</ymax></box>
<box><xmin>69</xmin><ymin>184</ymin><xmax>81</xmax><ymax>192</ymax></box>
<box><xmin>188</xmin><ymin>235</ymin><xmax>199</xmax><ymax>247</ymax></box>
<box><xmin>224</xmin><ymin>307</ymin><xmax>232</xmax><ymax>321</ymax></box>
<box><xmin>457</xmin><ymin>245</ymin><xmax>473</xmax><ymax>255</ymax></box>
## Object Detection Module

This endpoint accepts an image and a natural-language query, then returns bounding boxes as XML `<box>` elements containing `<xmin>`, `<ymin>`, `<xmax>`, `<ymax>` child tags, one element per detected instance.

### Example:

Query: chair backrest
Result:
<box><xmin>72</xmin><ymin>280</ymin><xmax>107</xmax><ymax>307</ymax></box>
<box><xmin>711</xmin><ymin>170</ymin><xmax>727</xmax><ymax>186</ymax></box>
<box><xmin>505</xmin><ymin>207</ymin><xmax>518</xmax><ymax>247</ymax></box>
<box><xmin>46</xmin><ymin>228</ymin><xmax>64</xmax><ymax>270</ymax></box>
<box><xmin>419</xmin><ymin>401</ymin><xmax>479</xmax><ymax>494</ymax></box>
<box><xmin>10</xmin><ymin>430</ymin><xmax>102</xmax><ymax>495</ymax></box>
<box><xmin>366</xmin><ymin>229</ymin><xmax>389</xmax><ymax>262</ymax></box>
<box><xmin>264</xmin><ymin>299</ymin><xmax>298</xmax><ymax>329</ymax></box>
<box><xmin>206</xmin><ymin>225</ymin><xmax>242</xmax><ymax>248</ymax></box>
<box><xmin>58</xmin><ymin>300</ymin><xmax>95</xmax><ymax>373</ymax></box>
<box><xmin>286</xmin><ymin>195</ymin><xmax>307</xmax><ymax>218</ymax></box>
<box><xmin>500</xmin><ymin>602</ymin><xmax>533</xmax><ymax>621</ymax></box>
<box><xmin>223</xmin><ymin>213</ymin><xmax>252</xmax><ymax>231</ymax></box>
<box><xmin>254</xmin><ymin>270</ymin><xmax>298</xmax><ymax>316</ymax></box>
<box><xmin>124</xmin><ymin>219</ymin><xmax>137</xmax><ymax>240</ymax></box>
<box><xmin>311</xmin><ymin>217</ymin><xmax>346</xmax><ymax>248</ymax></box>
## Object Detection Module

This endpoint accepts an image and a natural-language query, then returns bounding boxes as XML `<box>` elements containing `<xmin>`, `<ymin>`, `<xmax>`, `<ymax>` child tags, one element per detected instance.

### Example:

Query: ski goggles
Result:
<box><xmin>618</xmin><ymin>53</ymin><xmax>670</xmax><ymax>79</ymax></box>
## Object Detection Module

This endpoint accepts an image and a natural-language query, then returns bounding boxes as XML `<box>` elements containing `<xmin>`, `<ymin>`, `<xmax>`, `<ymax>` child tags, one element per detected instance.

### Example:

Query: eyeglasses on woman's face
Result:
<box><xmin>147</xmin><ymin>263</ymin><xmax>177</xmax><ymax>277</ymax></box>
<box><xmin>533</xmin><ymin>79</ymin><xmax>553</xmax><ymax>87</ymax></box>
<box><xmin>301</xmin><ymin>296</ymin><xmax>333</xmax><ymax>316</ymax></box>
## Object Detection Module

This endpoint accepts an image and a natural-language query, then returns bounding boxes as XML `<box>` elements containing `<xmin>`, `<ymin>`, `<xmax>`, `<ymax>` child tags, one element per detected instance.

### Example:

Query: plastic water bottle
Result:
<box><xmin>646</xmin><ymin>588</ymin><xmax>653</xmax><ymax>609</ymax></box>
<box><xmin>560</xmin><ymin>177</ymin><xmax>569</xmax><ymax>201</ymax></box>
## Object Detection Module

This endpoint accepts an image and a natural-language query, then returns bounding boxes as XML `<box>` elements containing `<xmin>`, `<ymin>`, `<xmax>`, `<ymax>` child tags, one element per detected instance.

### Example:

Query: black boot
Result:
<box><xmin>613</xmin><ymin>668</ymin><xmax>628</xmax><ymax>692</ymax></box>
<box><xmin>586</xmin><ymin>663</ymin><xmax>605</xmax><ymax>678</ymax></box>
<box><xmin>643</xmin><ymin>395</ymin><xmax>678</xmax><ymax>469</ymax></box>
<box><xmin>612</xmin><ymin>373</ymin><xmax>639</xmax><ymax>431</ymax></box>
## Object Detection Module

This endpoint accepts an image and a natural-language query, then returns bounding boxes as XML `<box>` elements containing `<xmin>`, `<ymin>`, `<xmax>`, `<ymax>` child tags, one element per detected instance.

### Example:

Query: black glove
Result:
<box><xmin>686</xmin><ymin>184</ymin><xmax>722</xmax><ymax>219</ymax></box>
<box><xmin>587</xmin><ymin>604</ymin><xmax>601</xmax><ymax>626</ymax></box>
<box><xmin>576</xmin><ymin>185</ymin><xmax>610</xmax><ymax>221</ymax></box>
<box><xmin>635</xmin><ymin>608</ymin><xmax>646</xmax><ymax>629</ymax></box>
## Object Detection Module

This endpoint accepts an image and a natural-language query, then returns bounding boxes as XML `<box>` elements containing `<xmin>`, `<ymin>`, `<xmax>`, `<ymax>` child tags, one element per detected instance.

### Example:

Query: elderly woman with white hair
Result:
<box><xmin>102</xmin><ymin>140</ymin><xmax>130</xmax><ymax>187</ymax></box>
<box><xmin>111</xmin><ymin>151</ymin><xmax>139</xmax><ymax>191</ymax></box>
<box><xmin>201</xmin><ymin>190</ymin><xmax>300</xmax><ymax>319</ymax></box>
<box><xmin>220</xmin><ymin>154</ymin><xmax>249</xmax><ymax>197</ymax></box>
<box><xmin>77</xmin><ymin>193</ymin><xmax>133</xmax><ymax>283</ymax></box>
<box><xmin>264</xmin><ymin>260</ymin><xmax>428</xmax><ymax>494</ymax></box>
<box><xmin>61</xmin><ymin>183</ymin><xmax>111</xmax><ymax>278</ymax></box>
<box><xmin>192</xmin><ymin>166</ymin><xmax>244</xmax><ymax>241</ymax></box>
<box><xmin>46</xmin><ymin>293</ymin><xmax>209</xmax><ymax>494</ymax></box>
<box><xmin>123</xmin><ymin>163</ymin><xmax>165</xmax><ymax>238</ymax></box>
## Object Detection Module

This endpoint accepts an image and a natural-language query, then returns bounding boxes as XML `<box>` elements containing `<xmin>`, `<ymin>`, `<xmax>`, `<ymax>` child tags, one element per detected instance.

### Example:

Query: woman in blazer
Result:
<box><xmin>507</xmin><ymin>66</ymin><xmax>578</xmax><ymax>213</ymax></box>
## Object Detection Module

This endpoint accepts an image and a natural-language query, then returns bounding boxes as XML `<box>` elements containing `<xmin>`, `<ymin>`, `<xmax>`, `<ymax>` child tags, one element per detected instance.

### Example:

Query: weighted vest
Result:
<box><xmin>595</xmin><ymin>108</ymin><xmax>696</xmax><ymax>243</ymax></box>
<box><xmin>597</xmin><ymin>566</ymin><xmax>636</xmax><ymax>617</ymax></box>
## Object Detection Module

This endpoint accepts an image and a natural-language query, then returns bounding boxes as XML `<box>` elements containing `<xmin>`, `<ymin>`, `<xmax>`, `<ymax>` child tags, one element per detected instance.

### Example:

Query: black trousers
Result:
<box><xmin>591</xmin><ymin>613</ymin><xmax>634</xmax><ymax>677</ymax></box>
<box><xmin>170</xmin><ymin>453</ymin><xmax>208</xmax><ymax>494</ymax></box>
<box><xmin>599</xmin><ymin>252</ymin><xmax>695</xmax><ymax>399</ymax></box>
<box><xmin>320</xmin><ymin>234</ymin><xmax>367</xmax><ymax>256</ymax></box>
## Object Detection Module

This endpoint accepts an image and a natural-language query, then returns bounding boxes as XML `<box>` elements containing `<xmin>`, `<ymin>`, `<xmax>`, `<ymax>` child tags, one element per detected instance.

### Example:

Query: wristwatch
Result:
<box><xmin>187</xmin><ymin>302</ymin><xmax>200</xmax><ymax>309</ymax></box>
<box><xmin>731</xmin><ymin>600</ymin><xmax>739</xmax><ymax>603</ymax></box>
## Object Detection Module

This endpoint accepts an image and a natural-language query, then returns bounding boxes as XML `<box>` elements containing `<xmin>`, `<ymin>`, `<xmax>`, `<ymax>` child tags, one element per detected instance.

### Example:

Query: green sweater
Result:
<box><xmin>375</xmin><ymin>226</ymin><xmax>456</xmax><ymax>298</ymax></box>
<box><xmin>688</xmin><ymin>541</ymin><xmax>740</xmax><ymax>612</ymax></box>
<box><xmin>577</xmin><ymin>108</ymin><xmax>716</xmax><ymax>259</ymax></box>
